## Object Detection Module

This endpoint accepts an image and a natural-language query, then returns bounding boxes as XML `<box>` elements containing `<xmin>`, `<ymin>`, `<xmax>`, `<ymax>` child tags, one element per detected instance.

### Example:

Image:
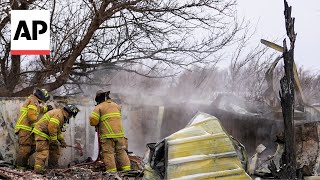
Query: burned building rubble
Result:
<box><xmin>0</xmin><ymin>89</ymin><xmax>319</xmax><ymax>179</ymax></box>
<box><xmin>0</xmin><ymin>86</ymin><xmax>320</xmax><ymax>179</ymax></box>
<box><xmin>144</xmin><ymin>94</ymin><xmax>320</xmax><ymax>179</ymax></box>
<box><xmin>143</xmin><ymin>112</ymin><xmax>251</xmax><ymax>180</ymax></box>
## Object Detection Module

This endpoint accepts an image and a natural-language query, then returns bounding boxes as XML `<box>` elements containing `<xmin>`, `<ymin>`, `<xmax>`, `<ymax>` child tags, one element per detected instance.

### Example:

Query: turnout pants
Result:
<box><xmin>34</xmin><ymin>139</ymin><xmax>49</xmax><ymax>172</ymax></box>
<box><xmin>34</xmin><ymin>135</ymin><xmax>61</xmax><ymax>173</ymax></box>
<box><xmin>16</xmin><ymin>130</ymin><xmax>35</xmax><ymax>168</ymax></box>
<box><xmin>48</xmin><ymin>144</ymin><xmax>61</xmax><ymax>168</ymax></box>
<box><xmin>100</xmin><ymin>137</ymin><xmax>131</xmax><ymax>172</ymax></box>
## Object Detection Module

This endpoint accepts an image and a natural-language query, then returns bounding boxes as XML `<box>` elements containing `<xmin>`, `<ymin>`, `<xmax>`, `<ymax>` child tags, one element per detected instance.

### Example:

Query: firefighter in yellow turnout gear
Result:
<box><xmin>15</xmin><ymin>88</ymin><xmax>51</xmax><ymax>169</ymax></box>
<box><xmin>90</xmin><ymin>90</ymin><xmax>131</xmax><ymax>173</ymax></box>
<box><xmin>33</xmin><ymin>104</ymin><xmax>79</xmax><ymax>174</ymax></box>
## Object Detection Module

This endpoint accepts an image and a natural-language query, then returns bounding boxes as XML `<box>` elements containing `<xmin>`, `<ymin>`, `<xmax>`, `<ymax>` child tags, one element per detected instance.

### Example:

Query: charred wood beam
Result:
<box><xmin>281</xmin><ymin>1</ymin><xmax>297</xmax><ymax>177</ymax></box>
<box><xmin>278</xmin><ymin>42</ymin><xmax>296</xmax><ymax>179</ymax></box>
<box><xmin>269</xmin><ymin>0</ymin><xmax>299</xmax><ymax>179</ymax></box>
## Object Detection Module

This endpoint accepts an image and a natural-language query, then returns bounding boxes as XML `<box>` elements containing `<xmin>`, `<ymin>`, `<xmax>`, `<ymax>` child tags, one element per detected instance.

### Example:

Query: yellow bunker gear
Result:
<box><xmin>15</xmin><ymin>95</ymin><xmax>49</xmax><ymax>168</ymax></box>
<box><xmin>32</xmin><ymin>109</ymin><xmax>68</xmax><ymax>173</ymax></box>
<box><xmin>89</xmin><ymin>99</ymin><xmax>131</xmax><ymax>172</ymax></box>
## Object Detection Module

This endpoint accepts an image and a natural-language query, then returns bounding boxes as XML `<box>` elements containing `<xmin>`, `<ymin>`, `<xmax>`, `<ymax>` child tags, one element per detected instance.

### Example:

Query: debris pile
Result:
<box><xmin>0</xmin><ymin>165</ymin><xmax>143</xmax><ymax>179</ymax></box>
<box><xmin>144</xmin><ymin>112</ymin><xmax>250</xmax><ymax>179</ymax></box>
<box><xmin>0</xmin><ymin>167</ymin><xmax>38</xmax><ymax>179</ymax></box>
<box><xmin>0</xmin><ymin>154</ymin><xmax>144</xmax><ymax>179</ymax></box>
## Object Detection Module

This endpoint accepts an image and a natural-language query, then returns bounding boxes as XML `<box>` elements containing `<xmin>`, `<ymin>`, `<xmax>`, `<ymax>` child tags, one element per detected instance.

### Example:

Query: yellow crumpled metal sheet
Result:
<box><xmin>143</xmin><ymin>164</ymin><xmax>163</xmax><ymax>180</ymax></box>
<box><xmin>166</xmin><ymin>112</ymin><xmax>251</xmax><ymax>180</ymax></box>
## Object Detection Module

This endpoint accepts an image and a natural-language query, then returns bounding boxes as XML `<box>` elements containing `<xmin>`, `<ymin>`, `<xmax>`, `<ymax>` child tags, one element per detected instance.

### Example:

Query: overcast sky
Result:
<box><xmin>237</xmin><ymin>0</ymin><xmax>320</xmax><ymax>71</ymax></box>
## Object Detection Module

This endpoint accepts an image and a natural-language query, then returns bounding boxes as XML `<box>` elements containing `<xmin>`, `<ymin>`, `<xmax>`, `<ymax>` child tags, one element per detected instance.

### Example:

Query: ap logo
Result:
<box><xmin>11</xmin><ymin>10</ymin><xmax>50</xmax><ymax>55</ymax></box>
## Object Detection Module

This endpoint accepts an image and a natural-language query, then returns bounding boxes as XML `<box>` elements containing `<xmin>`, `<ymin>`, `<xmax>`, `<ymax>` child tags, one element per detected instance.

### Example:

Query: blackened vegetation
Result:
<box><xmin>269</xmin><ymin>0</ymin><xmax>300</xmax><ymax>179</ymax></box>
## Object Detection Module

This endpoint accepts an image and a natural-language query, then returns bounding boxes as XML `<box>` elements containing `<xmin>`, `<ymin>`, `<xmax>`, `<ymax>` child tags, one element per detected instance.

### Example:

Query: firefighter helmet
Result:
<box><xmin>63</xmin><ymin>104</ymin><xmax>80</xmax><ymax>118</ymax></box>
<box><xmin>95</xmin><ymin>90</ymin><xmax>110</xmax><ymax>104</ymax></box>
<box><xmin>34</xmin><ymin>88</ymin><xmax>50</xmax><ymax>102</ymax></box>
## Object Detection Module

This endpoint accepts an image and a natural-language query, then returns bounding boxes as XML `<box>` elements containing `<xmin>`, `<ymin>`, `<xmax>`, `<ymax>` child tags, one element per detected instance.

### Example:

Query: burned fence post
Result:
<box><xmin>270</xmin><ymin>0</ymin><xmax>298</xmax><ymax>179</ymax></box>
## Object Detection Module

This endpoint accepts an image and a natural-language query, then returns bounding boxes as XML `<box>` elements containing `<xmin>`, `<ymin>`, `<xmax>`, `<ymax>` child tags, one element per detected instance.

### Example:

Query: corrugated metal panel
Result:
<box><xmin>166</xmin><ymin>112</ymin><xmax>251</xmax><ymax>180</ymax></box>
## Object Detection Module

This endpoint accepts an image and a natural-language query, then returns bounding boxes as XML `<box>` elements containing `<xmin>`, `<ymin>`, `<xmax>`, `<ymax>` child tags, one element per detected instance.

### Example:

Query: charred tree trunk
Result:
<box><xmin>279</xmin><ymin>43</ymin><xmax>296</xmax><ymax>178</ymax></box>
<box><xmin>281</xmin><ymin>2</ymin><xmax>297</xmax><ymax>178</ymax></box>
<box><xmin>269</xmin><ymin>0</ymin><xmax>299</xmax><ymax>179</ymax></box>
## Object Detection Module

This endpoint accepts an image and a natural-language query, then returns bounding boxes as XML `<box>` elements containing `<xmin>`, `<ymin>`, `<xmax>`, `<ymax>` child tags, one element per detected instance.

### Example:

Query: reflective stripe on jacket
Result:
<box><xmin>32</xmin><ymin>109</ymin><xmax>66</xmax><ymax>141</ymax></box>
<box><xmin>15</xmin><ymin>95</ymin><xmax>43</xmax><ymax>133</ymax></box>
<box><xmin>89</xmin><ymin>100</ymin><xmax>124</xmax><ymax>139</ymax></box>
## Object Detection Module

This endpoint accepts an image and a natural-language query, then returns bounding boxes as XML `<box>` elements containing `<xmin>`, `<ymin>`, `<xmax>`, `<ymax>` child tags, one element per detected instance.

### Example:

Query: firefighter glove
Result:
<box><xmin>51</xmin><ymin>140</ymin><xmax>59</xmax><ymax>146</ymax></box>
<box><xmin>60</xmin><ymin>141</ymin><xmax>67</xmax><ymax>148</ymax></box>
<box><xmin>47</xmin><ymin>105</ymin><xmax>53</xmax><ymax>111</ymax></box>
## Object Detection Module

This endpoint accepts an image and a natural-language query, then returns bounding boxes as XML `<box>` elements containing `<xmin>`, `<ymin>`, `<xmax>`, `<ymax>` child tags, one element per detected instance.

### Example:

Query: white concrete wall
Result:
<box><xmin>0</xmin><ymin>99</ymin><xmax>21</xmax><ymax>164</ymax></box>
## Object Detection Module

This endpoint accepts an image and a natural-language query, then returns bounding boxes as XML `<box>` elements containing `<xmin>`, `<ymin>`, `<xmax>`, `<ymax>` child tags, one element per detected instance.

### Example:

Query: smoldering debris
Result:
<box><xmin>0</xmin><ymin>166</ymin><xmax>144</xmax><ymax>180</ymax></box>
<box><xmin>0</xmin><ymin>165</ymin><xmax>142</xmax><ymax>179</ymax></box>
<box><xmin>0</xmin><ymin>153</ymin><xmax>144</xmax><ymax>179</ymax></box>
<box><xmin>0</xmin><ymin>167</ymin><xmax>36</xmax><ymax>179</ymax></box>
